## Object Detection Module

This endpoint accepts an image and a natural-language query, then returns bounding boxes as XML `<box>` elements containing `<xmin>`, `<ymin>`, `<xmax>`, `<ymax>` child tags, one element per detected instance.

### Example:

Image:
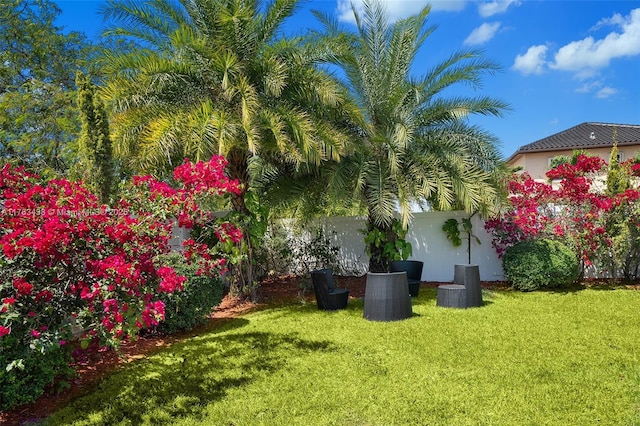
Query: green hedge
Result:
<box><xmin>0</xmin><ymin>344</ymin><xmax>74</xmax><ymax>410</ymax></box>
<box><xmin>503</xmin><ymin>239</ymin><xmax>579</xmax><ymax>291</ymax></box>
<box><xmin>154</xmin><ymin>254</ymin><xmax>224</xmax><ymax>335</ymax></box>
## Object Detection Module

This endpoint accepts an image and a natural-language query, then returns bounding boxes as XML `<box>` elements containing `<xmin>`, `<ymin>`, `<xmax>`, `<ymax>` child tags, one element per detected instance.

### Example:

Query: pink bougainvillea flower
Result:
<box><xmin>157</xmin><ymin>266</ymin><xmax>186</xmax><ymax>293</ymax></box>
<box><xmin>12</xmin><ymin>277</ymin><xmax>34</xmax><ymax>296</ymax></box>
<box><xmin>2</xmin><ymin>297</ymin><xmax>17</xmax><ymax>306</ymax></box>
<box><xmin>141</xmin><ymin>300</ymin><xmax>165</xmax><ymax>327</ymax></box>
<box><xmin>35</xmin><ymin>290</ymin><xmax>54</xmax><ymax>303</ymax></box>
<box><xmin>0</xmin><ymin>157</ymin><xmax>242</xmax><ymax>358</ymax></box>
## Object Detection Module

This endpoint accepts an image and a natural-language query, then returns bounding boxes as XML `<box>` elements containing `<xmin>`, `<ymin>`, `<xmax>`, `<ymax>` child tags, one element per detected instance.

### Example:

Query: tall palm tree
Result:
<box><xmin>98</xmin><ymin>0</ymin><xmax>358</xmax><ymax>296</ymax></box>
<box><xmin>312</xmin><ymin>0</ymin><xmax>510</xmax><ymax>271</ymax></box>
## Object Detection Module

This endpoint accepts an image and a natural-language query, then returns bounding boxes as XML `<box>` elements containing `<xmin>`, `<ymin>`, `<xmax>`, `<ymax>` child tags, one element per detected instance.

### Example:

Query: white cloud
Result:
<box><xmin>478</xmin><ymin>0</ymin><xmax>519</xmax><ymax>17</ymax></box>
<box><xmin>575</xmin><ymin>80</ymin><xmax>602</xmax><ymax>94</ymax></box>
<box><xmin>336</xmin><ymin>0</ymin><xmax>467</xmax><ymax>24</ymax></box>
<box><xmin>573</xmin><ymin>69</ymin><xmax>599</xmax><ymax>81</ymax></box>
<box><xmin>336</xmin><ymin>1</ymin><xmax>356</xmax><ymax>24</ymax></box>
<box><xmin>464</xmin><ymin>22</ymin><xmax>501</xmax><ymax>45</ymax></box>
<box><xmin>595</xmin><ymin>87</ymin><xmax>619</xmax><ymax>99</ymax></box>
<box><xmin>512</xmin><ymin>45</ymin><xmax>548</xmax><ymax>75</ymax></box>
<box><xmin>592</xmin><ymin>11</ymin><xmax>628</xmax><ymax>31</ymax></box>
<box><xmin>550</xmin><ymin>8</ymin><xmax>640</xmax><ymax>72</ymax></box>
<box><xmin>573</xmin><ymin>80</ymin><xmax>618</xmax><ymax>99</ymax></box>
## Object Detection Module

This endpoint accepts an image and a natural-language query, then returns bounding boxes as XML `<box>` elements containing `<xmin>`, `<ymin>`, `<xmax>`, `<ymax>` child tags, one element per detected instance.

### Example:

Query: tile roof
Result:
<box><xmin>510</xmin><ymin>122</ymin><xmax>640</xmax><ymax>157</ymax></box>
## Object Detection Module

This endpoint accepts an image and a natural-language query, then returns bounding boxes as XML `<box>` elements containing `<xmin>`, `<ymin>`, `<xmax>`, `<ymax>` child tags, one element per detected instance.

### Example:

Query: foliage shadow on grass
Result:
<box><xmin>46</xmin><ymin>322</ymin><xmax>337</xmax><ymax>425</ymax></box>
<box><xmin>524</xmin><ymin>280</ymin><xmax>636</xmax><ymax>295</ymax></box>
<box><xmin>185</xmin><ymin>314</ymin><xmax>252</xmax><ymax>336</ymax></box>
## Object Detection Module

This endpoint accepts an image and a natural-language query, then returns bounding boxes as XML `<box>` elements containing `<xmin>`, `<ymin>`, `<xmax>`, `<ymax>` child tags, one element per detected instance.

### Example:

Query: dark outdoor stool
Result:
<box><xmin>310</xmin><ymin>269</ymin><xmax>349</xmax><ymax>311</ymax></box>
<box><xmin>389</xmin><ymin>260</ymin><xmax>424</xmax><ymax>297</ymax></box>
<box><xmin>436</xmin><ymin>284</ymin><xmax>467</xmax><ymax>308</ymax></box>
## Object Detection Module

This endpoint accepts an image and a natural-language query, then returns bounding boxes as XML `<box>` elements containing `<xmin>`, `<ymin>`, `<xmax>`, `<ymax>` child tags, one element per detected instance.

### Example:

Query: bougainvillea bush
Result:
<box><xmin>152</xmin><ymin>253</ymin><xmax>225</xmax><ymax>335</ymax></box>
<box><xmin>485</xmin><ymin>154</ymin><xmax>640</xmax><ymax>284</ymax></box>
<box><xmin>0</xmin><ymin>156</ymin><xmax>243</xmax><ymax>409</ymax></box>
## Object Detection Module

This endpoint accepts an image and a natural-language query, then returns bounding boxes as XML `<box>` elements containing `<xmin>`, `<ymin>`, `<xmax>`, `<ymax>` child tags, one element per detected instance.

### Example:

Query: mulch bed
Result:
<box><xmin>0</xmin><ymin>275</ymin><xmax>609</xmax><ymax>425</ymax></box>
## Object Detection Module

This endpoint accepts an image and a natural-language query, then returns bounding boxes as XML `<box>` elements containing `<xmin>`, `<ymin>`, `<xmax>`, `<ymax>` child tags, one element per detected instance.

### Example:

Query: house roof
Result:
<box><xmin>507</xmin><ymin>122</ymin><xmax>640</xmax><ymax>163</ymax></box>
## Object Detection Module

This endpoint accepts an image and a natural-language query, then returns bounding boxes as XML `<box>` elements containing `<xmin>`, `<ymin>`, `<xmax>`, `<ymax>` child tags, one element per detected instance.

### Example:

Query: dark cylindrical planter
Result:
<box><xmin>363</xmin><ymin>272</ymin><xmax>412</xmax><ymax>322</ymax></box>
<box><xmin>454</xmin><ymin>264</ymin><xmax>482</xmax><ymax>308</ymax></box>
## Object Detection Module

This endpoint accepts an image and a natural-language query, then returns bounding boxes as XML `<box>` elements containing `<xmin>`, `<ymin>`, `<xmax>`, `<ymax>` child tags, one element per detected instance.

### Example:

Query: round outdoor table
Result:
<box><xmin>436</xmin><ymin>284</ymin><xmax>467</xmax><ymax>308</ymax></box>
<box><xmin>363</xmin><ymin>272</ymin><xmax>412</xmax><ymax>321</ymax></box>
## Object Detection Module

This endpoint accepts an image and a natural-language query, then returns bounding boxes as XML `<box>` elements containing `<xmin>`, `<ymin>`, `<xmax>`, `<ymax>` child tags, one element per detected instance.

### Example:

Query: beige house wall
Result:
<box><xmin>507</xmin><ymin>145</ymin><xmax>640</xmax><ymax>180</ymax></box>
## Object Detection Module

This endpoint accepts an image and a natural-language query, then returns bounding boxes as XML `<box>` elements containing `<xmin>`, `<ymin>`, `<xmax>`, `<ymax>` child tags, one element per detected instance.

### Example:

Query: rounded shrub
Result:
<box><xmin>154</xmin><ymin>254</ymin><xmax>224</xmax><ymax>335</ymax></box>
<box><xmin>0</xmin><ymin>344</ymin><xmax>73</xmax><ymax>410</ymax></box>
<box><xmin>503</xmin><ymin>238</ymin><xmax>579</xmax><ymax>291</ymax></box>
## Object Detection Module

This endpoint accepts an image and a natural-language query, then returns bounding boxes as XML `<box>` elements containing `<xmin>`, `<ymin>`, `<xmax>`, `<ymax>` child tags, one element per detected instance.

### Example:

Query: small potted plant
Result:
<box><xmin>362</xmin><ymin>218</ymin><xmax>412</xmax><ymax>272</ymax></box>
<box><xmin>442</xmin><ymin>216</ymin><xmax>480</xmax><ymax>265</ymax></box>
<box><xmin>442</xmin><ymin>214</ymin><xmax>483</xmax><ymax>307</ymax></box>
<box><xmin>361</xmin><ymin>219</ymin><xmax>414</xmax><ymax>320</ymax></box>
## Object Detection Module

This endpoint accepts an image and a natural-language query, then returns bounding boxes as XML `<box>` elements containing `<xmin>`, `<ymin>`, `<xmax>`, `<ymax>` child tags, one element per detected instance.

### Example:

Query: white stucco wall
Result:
<box><xmin>313</xmin><ymin>211</ymin><xmax>505</xmax><ymax>282</ymax></box>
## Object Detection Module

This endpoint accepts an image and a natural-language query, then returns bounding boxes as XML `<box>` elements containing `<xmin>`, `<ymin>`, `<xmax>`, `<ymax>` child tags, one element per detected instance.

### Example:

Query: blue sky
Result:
<box><xmin>53</xmin><ymin>0</ymin><xmax>640</xmax><ymax>158</ymax></box>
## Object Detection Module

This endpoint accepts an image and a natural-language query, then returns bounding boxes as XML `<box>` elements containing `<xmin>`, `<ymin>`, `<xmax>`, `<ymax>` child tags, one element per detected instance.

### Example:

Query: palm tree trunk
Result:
<box><xmin>225</xmin><ymin>149</ymin><xmax>258</xmax><ymax>301</ymax></box>
<box><xmin>226</xmin><ymin>149</ymin><xmax>250</xmax><ymax>215</ymax></box>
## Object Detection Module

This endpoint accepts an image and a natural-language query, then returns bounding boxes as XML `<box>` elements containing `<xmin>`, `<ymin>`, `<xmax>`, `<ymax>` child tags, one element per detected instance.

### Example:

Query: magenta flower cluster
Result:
<box><xmin>486</xmin><ymin>155</ymin><xmax>640</xmax><ymax>274</ymax></box>
<box><xmin>0</xmin><ymin>156</ymin><xmax>243</xmax><ymax>360</ymax></box>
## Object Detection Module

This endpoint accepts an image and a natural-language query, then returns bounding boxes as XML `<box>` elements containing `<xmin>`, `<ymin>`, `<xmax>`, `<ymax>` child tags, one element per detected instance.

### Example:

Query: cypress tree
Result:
<box><xmin>606</xmin><ymin>129</ymin><xmax>629</xmax><ymax>197</ymax></box>
<box><xmin>604</xmin><ymin>127</ymin><xmax>636</xmax><ymax>279</ymax></box>
<box><xmin>76</xmin><ymin>71</ymin><xmax>114</xmax><ymax>204</ymax></box>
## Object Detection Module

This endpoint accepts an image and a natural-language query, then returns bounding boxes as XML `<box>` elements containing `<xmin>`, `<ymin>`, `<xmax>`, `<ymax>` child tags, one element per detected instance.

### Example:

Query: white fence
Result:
<box><xmin>172</xmin><ymin>209</ymin><xmax>632</xmax><ymax>282</ymax></box>
<box><xmin>312</xmin><ymin>211</ymin><xmax>505</xmax><ymax>282</ymax></box>
<box><xmin>171</xmin><ymin>210</ymin><xmax>506</xmax><ymax>282</ymax></box>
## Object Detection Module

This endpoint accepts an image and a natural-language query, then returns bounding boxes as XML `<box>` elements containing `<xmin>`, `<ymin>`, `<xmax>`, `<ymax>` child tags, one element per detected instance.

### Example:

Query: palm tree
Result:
<box><xmin>98</xmin><ymin>0</ymin><xmax>358</xmax><ymax>296</ymax></box>
<box><xmin>312</xmin><ymin>0</ymin><xmax>510</xmax><ymax>271</ymax></box>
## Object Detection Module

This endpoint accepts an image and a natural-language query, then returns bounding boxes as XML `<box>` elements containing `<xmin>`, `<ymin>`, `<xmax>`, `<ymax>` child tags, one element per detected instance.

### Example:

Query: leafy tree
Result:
<box><xmin>76</xmin><ymin>71</ymin><xmax>115</xmax><ymax>204</ymax></box>
<box><xmin>248</xmin><ymin>156</ymin><xmax>366</xmax><ymax>221</ymax></box>
<box><xmin>312</xmin><ymin>0</ymin><xmax>509</xmax><ymax>271</ymax></box>
<box><xmin>99</xmin><ymin>0</ymin><xmax>357</xmax><ymax>297</ymax></box>
<box><xmin>0</xmin><ymin>0</ymin><xmax>91</xmax><ymax>176</ymax></box>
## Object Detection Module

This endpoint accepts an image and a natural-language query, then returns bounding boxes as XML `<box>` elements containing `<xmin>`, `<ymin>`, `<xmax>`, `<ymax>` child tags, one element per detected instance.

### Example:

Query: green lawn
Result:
<box><xmin>46</xmin><ymin>287</ymin><xmax>640</xmax><ymax>425</ymax></box>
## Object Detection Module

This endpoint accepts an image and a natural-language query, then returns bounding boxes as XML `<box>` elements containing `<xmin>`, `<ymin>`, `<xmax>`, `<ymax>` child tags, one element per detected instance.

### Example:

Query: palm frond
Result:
<box><xmin>258</xmin><ymin>0</ymin><xmax>298</xmax><ymax>43</ymax></box>
<box><xmin>101</xmin><ymin>0</ymin><xmax>181</xmax><ymax>47</ymax></box>
<box><xmin>419</xmin><ymin>48</ymin><xmax>503</xmax><ymax>99</ymax></box>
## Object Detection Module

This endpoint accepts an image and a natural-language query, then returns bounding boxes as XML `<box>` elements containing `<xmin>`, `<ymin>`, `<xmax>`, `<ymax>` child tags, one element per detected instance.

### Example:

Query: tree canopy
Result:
<box><xmin>99</xmin><ymin>0</ymin><xmax>357</xmax><ymax>199</ymax></box>
<box><xmin>311</xmin><ymin>0</ymin><xmax>510</xmax><ymax>270</ymax></box>
<box><xmin>0</xmin><ymin>0</ymin><xmax>92</xmax><ymax>176</ymax></box>
<box><xmin>98</xmin><ymin>0</ymin><xmax>360</xmax><ymax>296</ymax></box>
<box><xmin>76</xmin><ymin>71</ymin><xmax>115</xmax><ymax>204</ymax></box>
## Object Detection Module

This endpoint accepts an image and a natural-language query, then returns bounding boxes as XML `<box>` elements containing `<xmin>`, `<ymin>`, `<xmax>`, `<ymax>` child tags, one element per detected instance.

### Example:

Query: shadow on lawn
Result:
<box><xmin>526</xmin><ymin>280</ymin><xmax>640</xmax><ymax>295</ymax></box>
<box><xmin>46</xmin><ymin>321</ymin><xmax>337</xmax><ymax>425</ymax></box>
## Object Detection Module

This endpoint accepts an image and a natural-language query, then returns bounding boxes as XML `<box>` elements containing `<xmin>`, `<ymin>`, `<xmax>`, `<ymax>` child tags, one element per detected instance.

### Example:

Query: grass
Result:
<box><xmin>45</xmin><ymin>287</ymin><xmax>640</xmax><ymax>425</ymax></box>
